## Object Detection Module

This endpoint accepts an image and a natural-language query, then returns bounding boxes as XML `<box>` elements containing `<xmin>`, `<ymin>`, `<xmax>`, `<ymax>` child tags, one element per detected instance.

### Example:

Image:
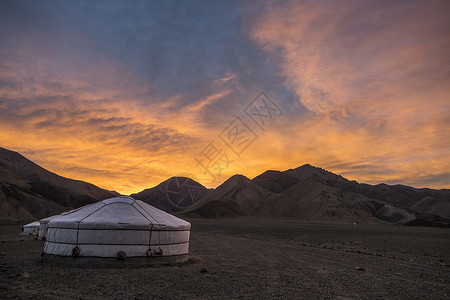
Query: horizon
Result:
<box><xmin>1</xmin><ymin>1</ymin><xmax>449</xmax><ymax>195</ymax></box>
<box><xmin>3</xmin><ymin>146</ymin><xmax>449</xmax><ymax>194</ymax></box>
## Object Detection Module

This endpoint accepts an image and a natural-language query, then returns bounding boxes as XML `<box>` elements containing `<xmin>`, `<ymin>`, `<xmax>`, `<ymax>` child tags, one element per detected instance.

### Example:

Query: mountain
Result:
<box><xmin>284</xmin><ymin>164</ymin><xmax>346</xmax><ymax>182</ymax></box>
<box><xmin>0</xmin><ymin>147</ymin><xmax>116</xmax><ymax>224</ymax></box>
<box><xmin>180</xmin><ymin>164</ymin><xmax>450</xmax><ymax>226</ymax></box>
<box><xmin>131</xmin><ymin>177</ymin><xmax>209</xmax><ymax>212</ymax></box>
<box><xmin>280</xmin><ymin>177</ymin><xmax>380</xmax><ymax>223</ymax></box>
<box><xmin>285</xmin><ymin>165</ymin><xmax>449</xmax><ymax>223</ymax></box>
<box><xmin>321</xmin><ymin>174</ymin><xmax>450</xmax><ymax>218</ymax></box>
<box><xmin>181</xmin><ymin>174</ymin><xmax>304</xmax><ymax>219</ymax></box>
<box><xmin>182</xmin><ymin>174</ymin><xmax>377</xmax><ymax>223</ymax></box>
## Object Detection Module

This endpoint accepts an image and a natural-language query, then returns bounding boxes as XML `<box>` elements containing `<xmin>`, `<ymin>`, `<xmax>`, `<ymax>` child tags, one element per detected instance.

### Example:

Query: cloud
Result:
<box><xmin>0</xmin><ymin>0</ymin><xmax>284</xmax><ymax>193</ymax></box>
<box><xmin>0</xmin><ymin>0</ymin><xmax>448</xmax><ymax>193</ymax></box>
<box><xmin>246</xmin><ymin>0</ymin><xmax>450</xmax><ymax>188</ymax></box>
<box><xmin>0</xmin><ymin>4</ymin><xmax>205</xmax><ymax>193</ymax></box>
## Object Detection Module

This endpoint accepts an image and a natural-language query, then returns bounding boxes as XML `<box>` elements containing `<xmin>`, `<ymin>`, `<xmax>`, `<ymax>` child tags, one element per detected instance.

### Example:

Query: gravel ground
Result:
<box><xmin>1</xmin><ymin>218</ymin><xmax>449</xmax><ymax>299</ymax></box>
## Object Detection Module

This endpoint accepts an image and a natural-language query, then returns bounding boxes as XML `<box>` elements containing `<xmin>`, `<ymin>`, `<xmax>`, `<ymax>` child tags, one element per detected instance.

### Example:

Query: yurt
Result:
<box><xmin>42</xmin><ymin>196</ymin><xmax>191</xmax><ymax>260</ymax></box>
<box><xmin>38</xmin><ymin>208</ymin><xmax>79</xmax><ymax>240</ymax></box>
<box><xmin>38</xmin><ymin>216</ymin><xmax>55</xmax><ymax>240</ymax></box>
<box><xmin>21</xmin><ymin>221</ymin><xmax>40</xmax><ymax>236</ymax></box>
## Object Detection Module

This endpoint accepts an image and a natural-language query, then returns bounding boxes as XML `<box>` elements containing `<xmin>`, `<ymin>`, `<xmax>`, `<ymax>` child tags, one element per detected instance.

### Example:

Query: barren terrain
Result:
<box><xmin>1</xmin><ymin>219</ymin><xmax>449</xmax><ymax>299</ymax></box>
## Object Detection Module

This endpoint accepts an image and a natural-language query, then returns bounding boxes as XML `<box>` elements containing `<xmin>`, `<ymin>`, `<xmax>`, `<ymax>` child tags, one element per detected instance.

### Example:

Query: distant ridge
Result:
<box><xmin>179</xmin><ymin>164</ymin><xmax>450</xmax><ymax>227</ymax></box>
<box><xmin>0</xmin><ymin>147</ymin><xmax>116</xmax><ymax>224</ymax></box>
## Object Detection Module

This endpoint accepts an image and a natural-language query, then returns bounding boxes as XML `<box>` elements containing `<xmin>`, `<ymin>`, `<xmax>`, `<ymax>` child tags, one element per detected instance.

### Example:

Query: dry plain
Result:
<box><xmin>1</xmin><ymin>218</ymin><xmax>449</xmax><ymax>299</ymax></box>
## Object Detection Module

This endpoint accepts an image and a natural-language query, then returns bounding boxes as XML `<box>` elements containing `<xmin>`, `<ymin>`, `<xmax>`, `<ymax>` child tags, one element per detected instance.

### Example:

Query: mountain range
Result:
<box><xmin>1</xmin><ymin>147</ymin><xmax>449</xmax><ymax>227</ymax></box>
<box><xmin>180</xmin><ymin>167</ymin><xmax>450</xmax><ymax>226</ymax></box>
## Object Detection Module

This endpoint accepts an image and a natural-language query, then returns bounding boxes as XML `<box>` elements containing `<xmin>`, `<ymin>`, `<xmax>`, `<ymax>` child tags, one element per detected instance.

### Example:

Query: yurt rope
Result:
<box><xmin>134</xmin><ymin>201</ymin><xmax>162</xmax><ymax>254</ymax></box>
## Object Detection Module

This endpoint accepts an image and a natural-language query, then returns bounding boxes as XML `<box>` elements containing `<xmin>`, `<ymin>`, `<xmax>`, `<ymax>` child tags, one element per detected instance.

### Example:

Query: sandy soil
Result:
<box><xmin>1</xmin><ymin>218</ymin><xmax>449</xmax><ymax>299</ymax></box>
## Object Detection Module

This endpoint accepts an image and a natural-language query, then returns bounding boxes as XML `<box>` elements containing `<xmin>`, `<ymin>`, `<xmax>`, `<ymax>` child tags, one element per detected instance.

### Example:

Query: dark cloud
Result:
<box><xmin>0</xmin><ymin>0</ymin><xmax>295</xmax><ymax>123</ymax></box>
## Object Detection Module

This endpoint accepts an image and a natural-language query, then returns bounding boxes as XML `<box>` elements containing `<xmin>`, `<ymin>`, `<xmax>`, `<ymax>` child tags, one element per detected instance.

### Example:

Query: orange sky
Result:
<box><xmin>0</xmin><ymin>0</ymin><xmax>449</xmax><ymax>194</ymax></box>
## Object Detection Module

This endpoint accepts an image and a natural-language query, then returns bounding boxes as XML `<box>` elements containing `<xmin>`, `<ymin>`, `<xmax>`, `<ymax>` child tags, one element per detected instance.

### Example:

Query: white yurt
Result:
<box><xmin>38</xmin><ymin>216</ymin><xmax>55</xmax><ymax>240</ymax></box>
<box><xmin>39</xmin><ymin>213</ymin><xmax>68</xmax><ymax>240</ymax></box>
<box><xmin>38</xmin><ymin>208</ymin><xmax>80</xmax><ymax>240</ymax></box>
<box><xmin>42</xmin><ymin>196</ymin><xmax>191</xmax><ymax>260</ymax></box>
<box><xmin>21</xmin><ymin>221</ymin><xmax>40</xmax><ymax>236</ymax></box>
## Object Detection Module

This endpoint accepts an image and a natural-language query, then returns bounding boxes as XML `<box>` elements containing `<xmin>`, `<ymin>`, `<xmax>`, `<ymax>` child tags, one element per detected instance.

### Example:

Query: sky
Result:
<box><xmin>0</xmin><ymin>0</ymin><xmax>449</xmax><ymax>194</ymax></box>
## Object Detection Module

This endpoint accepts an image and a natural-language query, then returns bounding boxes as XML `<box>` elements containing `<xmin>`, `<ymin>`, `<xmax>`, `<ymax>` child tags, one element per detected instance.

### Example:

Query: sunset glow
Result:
<box><xmin>1</xmin><ymin>0</ymin><xmax>449</xmax><ymax>194</ymax></box>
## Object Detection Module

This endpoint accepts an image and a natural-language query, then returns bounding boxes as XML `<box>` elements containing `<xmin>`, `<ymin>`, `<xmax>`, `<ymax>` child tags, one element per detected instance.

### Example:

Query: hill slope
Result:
<box><xmin>0</xmin><ymin>147</ymin><xmax>115</xmax><ymax>224</ymax></box>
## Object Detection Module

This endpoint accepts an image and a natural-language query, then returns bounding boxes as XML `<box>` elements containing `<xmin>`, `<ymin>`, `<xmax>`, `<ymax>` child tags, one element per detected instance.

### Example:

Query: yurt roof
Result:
<box><xmin>23</xmin><ymin>221</ymin><xmax>40</xmax><ymax>228</ymax></box>
<box><xmin>47</xmin><ymin>196</ymin><xmax>190</xmax><ymax>231</ymax></box>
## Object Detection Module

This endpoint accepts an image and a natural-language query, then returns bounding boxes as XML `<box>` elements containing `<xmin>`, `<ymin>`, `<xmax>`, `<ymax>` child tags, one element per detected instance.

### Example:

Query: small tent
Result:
<box><xmin>21</xmin><ymin>221</ymin><xmax>40</xmax><ymax>236</ymax></box>
<box><xmin>43</xmin><ymin>196</ymin><xmax>190</xmax><ymax>259</ymax></box>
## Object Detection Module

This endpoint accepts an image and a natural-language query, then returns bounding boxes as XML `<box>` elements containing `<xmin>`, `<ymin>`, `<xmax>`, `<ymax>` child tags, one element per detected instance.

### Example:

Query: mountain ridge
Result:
<box><xmin>179</xmin><ymin>164</ymin><xmax>450</xmax><ymax>226</ymax></box>
<box><xmin>1</xmin><ymin>147</ymin><xmax>449</xmax><ymax>226</ymax></box>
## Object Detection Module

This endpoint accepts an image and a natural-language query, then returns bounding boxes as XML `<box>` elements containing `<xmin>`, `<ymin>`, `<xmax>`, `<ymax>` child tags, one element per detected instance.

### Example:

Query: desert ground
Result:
<box><xmin>1</xmin><ymin>218</ymin><xmax>449</xmax><ymax>299</ymax></box>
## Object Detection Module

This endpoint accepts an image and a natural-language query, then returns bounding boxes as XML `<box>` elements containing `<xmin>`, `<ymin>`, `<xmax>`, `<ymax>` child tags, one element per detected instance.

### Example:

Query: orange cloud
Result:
<box><xmin>0</xmin><ymin>31</ymin><xmax>209</xmax><ymax>194</ymax></box>
<box><xmin>246</xmin><ymin>0</ymin><xmax>450</xmax><ymax>188</ymax></box>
